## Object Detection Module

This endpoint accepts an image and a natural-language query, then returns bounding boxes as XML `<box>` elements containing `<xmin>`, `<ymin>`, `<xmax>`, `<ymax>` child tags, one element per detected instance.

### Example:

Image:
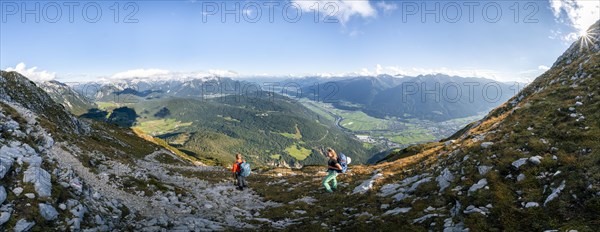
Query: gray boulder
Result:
<box><xmin>23</xmin><ymin>156</ymin><xmax>42</xmax><ymax>167</ymax></box>
<box><xmin>14</xmin><ymin>219</ymin><xmax>35</xmax><ymax>232</ymax></box>
<box><xmin>407</xmin><ymin>177</ymin><xmax>433</xmax><ymax>193</ymax></box>
<box><xmin>464</xmin><ymin>205</ymin><xmax>490</xmax><ymax>215</ymax></box>
<box><xmin>0</xmin><ymin>145</ymin><xmax>23</xmax><ymax>158</ymax></box>
<box><xmin>512</xmin><ymin>158</ymin><xmax>528</xmax><ymax>169</ymax></box>
<box><xmin>437</xmin><ymin>168</ymin><xmax>455</xmax><ymax>192</ymax></box>
<box><xmin>0</xmin><ymin>186</ymin><xmax>6</xmax><ymax>205</ymax></box>
<box><xmin>12</xmin><ymin>187</ymin><xmax>23</xmax><ymax>196</ymax></box>
<box><xmin>41</xmin><ymin>134</ymin><xmax>55</xmax><ymax>149</ymax></box>
<box><xmin>70</xmin><ymin>204</ymin><xmax>87</xmax><ymax>219</ymax></box>
<box><xmin>478</xmin><ymin>166</ymin><xmax>492</xmax><ymax>175</ymax></box>
<box><xmin>544</xmin><ymin>181</ymin><xmax>566</xmax><ymax>206</ymax></box>
<box><xmin>69</xmin><ymin>218</ymin><xmax>81</xmax><ymax>230</ymax></box>
<box><xmin>0</xmin><ymin>150</ymin><xmax>15</xmax><ymax>179</ymax></box>
<box><xmin>382</xmin><ymin>207</ymin><xmax>412</xmax><ymax>216</ymax></box>
<box><xmin>528</xmin><ymin>156</ymin><xmax>543</xmax><ymax>165</ymax></box>
<box><xmin>0</xmin><ymin>212</ymin><xmax>10</xmax><ymax>225</ymax></box>
<box><xmin>23</xmin><ymin>166</ymin><xmax>52</xmax><ymax>197</ymax></box>
<box><xmin>3</xmin><ymin>120</ymin><xmax>19</xmax><ymax>131</ymax></box>
<box><xmin>39</xmin><ymin>203</ymin><xmax>59</xmax><ymax>221</ymax></box>
<box><xmin>517</xmin><ymin>174</ymin><xmax>526</xmax><ymax>182</ymax></box>
<box><xmin>525</xmin><ymin>202</ymin><xmax>539</xmax><ymax>208</ymax></box>
<box><xmin>451</xmin><ymin>201</ymin><xmax>462</xmax><ymax>217</ymax></box>
<box><xmin>481</xmin><ymin>142</ymin><xmax>494</xmax><ymax>149</ymax></box>
<box><xmin>468</xmin><ymin>179</ymin><xmax>488</xmax><ymax>194</ymax></box>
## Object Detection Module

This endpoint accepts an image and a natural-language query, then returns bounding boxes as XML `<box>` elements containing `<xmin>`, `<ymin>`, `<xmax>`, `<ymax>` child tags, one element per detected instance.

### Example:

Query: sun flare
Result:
<box><xmin>579</xmin><ymin>28</ymin><xmax>598</xmax><ymax>51</ymax></box>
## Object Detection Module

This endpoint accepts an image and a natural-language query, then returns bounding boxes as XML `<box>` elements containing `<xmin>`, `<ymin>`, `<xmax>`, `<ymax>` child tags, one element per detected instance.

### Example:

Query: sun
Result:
<box><xmin>578</xmin><ymin>28</ymin><xmax>598</xmax><ymax>51</ymax></box>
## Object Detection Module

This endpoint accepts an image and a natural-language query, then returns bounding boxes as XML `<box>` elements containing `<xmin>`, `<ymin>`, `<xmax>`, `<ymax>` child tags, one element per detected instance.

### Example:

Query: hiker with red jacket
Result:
<box><xmin>232</xmin><ymin>153</ymin><xmax>248</xmax><ymax>191</ymax></box>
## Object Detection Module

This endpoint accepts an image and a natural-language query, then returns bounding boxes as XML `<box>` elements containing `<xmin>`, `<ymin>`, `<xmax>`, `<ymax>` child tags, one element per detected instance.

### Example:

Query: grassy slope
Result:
<box><xmin>134</xmin><ymin>118</ymin><xmax>192</xmax><ymax>136</ymax></box>
<box><xmin>128</xmin><ymin>96</ymin><xmax>370</xmax><ymax>166</ymax></box>
<box><xmin>372</xmin><ymin>31</ymin><xmax>600</xmax><ymax>230</ymax></box>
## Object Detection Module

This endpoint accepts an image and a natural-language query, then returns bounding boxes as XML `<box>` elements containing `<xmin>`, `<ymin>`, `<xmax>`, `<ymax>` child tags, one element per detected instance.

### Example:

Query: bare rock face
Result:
<box><xmin>0</xmin><ymin>71</ymin><xmax>90</xmax><ymax>135</ymax></box>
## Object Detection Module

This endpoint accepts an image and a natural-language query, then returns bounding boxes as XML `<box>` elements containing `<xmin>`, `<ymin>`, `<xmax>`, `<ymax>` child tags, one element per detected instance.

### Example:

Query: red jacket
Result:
<box><xmin>232</xmin><ymin>160</ymin><xmax>243</xmax><ymax>173</ymax></box>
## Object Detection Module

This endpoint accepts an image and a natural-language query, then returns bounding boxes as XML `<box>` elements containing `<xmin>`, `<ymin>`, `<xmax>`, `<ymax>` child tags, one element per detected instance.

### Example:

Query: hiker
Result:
<box><xmin>322</xmin><ymin>148</ymin><xmax>342</xmax><ymax>193</ymax></box>
<box><xmin>232</xmin><ymin>153</ymin><xmax>248</xmax><ymax>190</ymax></box>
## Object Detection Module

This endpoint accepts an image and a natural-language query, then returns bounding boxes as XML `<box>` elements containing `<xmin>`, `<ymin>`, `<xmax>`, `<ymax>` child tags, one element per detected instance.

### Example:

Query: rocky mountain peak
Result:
<box><xmin>0</xmin><ymin>71</ymin><xmax>89</xmax><ymax>136</ymax></box>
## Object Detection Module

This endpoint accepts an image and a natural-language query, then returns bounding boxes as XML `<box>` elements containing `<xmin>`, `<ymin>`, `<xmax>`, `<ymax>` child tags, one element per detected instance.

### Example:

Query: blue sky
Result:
<box><xmin>1</xmin><ymin>0</ymin><xmax>598</xmax><ymax>82</ymax></box>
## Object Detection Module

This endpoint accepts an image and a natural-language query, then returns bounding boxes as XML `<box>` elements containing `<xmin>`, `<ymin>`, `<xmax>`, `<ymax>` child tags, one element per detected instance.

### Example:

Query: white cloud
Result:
<box><xmin>549</xmin><ymin>0</ymin><xmax>600</xmax><ymax>41</ymax></box>
<box><xmin>5</xmin><ymin>63</ymin><xmax>56</xmax><ymax>82</ymax></box>
<box><xmin>376</xmin><ymin>1</ymin><xmax>397</xmax><ymax>15</ymax></box>
<box><xmin>538</xmin><ymin>65</ymin><xmax>551</xmax><ymax>70</ymax></box>
<box><xmin>104</xmin><ymin>68</ymin><xmax>239</xmax><ymax>82</ymax></box>
<box><xmin>292</xmin><ymin>0</ymin><xmax>377</xmax><ymax>24</ymax></box>
<box><xmin>111</xmin><ymin>68</ymin><xmax>170</xmax><ymax>80</ymax></box>
<box><xmin>208</xmin><ymin>69</ymin><xmax>239</xmax><ymax>77</ymax></box>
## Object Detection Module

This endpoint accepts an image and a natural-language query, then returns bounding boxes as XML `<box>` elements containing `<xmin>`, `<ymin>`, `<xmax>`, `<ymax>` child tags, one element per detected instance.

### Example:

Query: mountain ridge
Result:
<box><xmin>370</xmin><ymin>19</ymin><xmax>600</xmax><ymax>230</ymax></box>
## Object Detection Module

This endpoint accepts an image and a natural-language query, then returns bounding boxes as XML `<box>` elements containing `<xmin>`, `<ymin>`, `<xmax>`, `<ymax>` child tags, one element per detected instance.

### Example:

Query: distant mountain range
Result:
<box><xmin>39</xmin><ymin>69</ymin><xmax>521</xmax><ymax>123</ymax></box>
<box><xmin>68</xmin><ymin>77</ymin><xmax>238</xmax><ymax>102</ymax></box>
<box><xmin>283</xmin><ymin>74</ymin><xmax>521</xmax><ymax>122</ymax></box>
<box><xmin>35</xmin><ymin>76</ymin><xmax>374</xmax><ymax>166</ymax></box>
<box><xmin>33</xmin><ymin>72</ymin><xmax>522</xmax><ymax>166</ymax></box>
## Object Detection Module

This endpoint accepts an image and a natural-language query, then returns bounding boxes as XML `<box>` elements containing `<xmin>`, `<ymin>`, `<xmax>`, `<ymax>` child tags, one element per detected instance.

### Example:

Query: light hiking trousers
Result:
<box><xmin>322</xmin><ymin>170</ymin><xmax>338</xmax><ymax>192</ymax></box>
<box><xmin>236</xmin><ymin>173</ymin><xmax>247</xmax><ymax>188</ymax></box>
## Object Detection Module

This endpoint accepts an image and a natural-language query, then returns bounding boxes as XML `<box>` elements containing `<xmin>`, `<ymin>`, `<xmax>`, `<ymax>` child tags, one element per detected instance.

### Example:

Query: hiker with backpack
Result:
<box><xmin>322</xmin><ymin>148</ymin><xmax>344</xmax><ymax>193</ymax></box>
<box><xmin>232</xmin><ymin>153</ymin><xmax>251</xmax><ymax>191</ymax></box>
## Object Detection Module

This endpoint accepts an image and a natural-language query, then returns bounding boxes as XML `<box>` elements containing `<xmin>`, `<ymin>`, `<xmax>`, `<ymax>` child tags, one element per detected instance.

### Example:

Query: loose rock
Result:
<box><xmin>0</xmin><ymin>186</ymin><xmax>6</xmax><ymax>205</ymax></box>
<box><xmin>14</xmin><ymin>219</ymin><xmax>35</xmax><ymax>232</ymax></box>
<box><xmin>39</xmin><ymin>203</ymin><xmax>59</xmax><ymax>221</ymax></box>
